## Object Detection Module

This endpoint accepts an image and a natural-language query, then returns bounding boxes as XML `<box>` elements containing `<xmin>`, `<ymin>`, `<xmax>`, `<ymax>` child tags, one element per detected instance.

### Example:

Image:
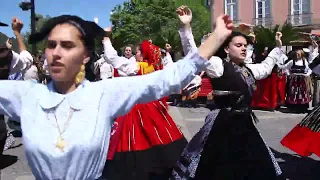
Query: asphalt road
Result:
<box><xmin>1</xmin><ymin>107</ymin><xmax>320</xmax><ymax>180</ymax></box>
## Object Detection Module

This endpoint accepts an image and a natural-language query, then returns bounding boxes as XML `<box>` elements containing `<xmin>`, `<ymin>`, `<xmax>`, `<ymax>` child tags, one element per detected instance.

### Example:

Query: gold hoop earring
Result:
<box><xmin>75</xmin><ymin>64</ymin><xmax>85</xmax><ymax>85</ymax></box>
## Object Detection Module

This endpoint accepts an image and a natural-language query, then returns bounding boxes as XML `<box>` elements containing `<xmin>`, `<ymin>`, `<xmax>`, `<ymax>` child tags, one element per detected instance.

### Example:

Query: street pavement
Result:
<box><xmin>1</xmin><ymin>107</ymin><xmax>320</xmax><ymax>180</ymax></box>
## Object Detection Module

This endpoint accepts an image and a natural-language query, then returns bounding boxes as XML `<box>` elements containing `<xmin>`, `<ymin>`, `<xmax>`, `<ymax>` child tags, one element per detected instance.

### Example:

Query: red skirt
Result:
<box><xmin>251</xmin><ymin>73</ymin><xmax>286</xmax><ymax>110</ymax></box>
<box><xmin>104</xmin><ymin>98</ymin><xmax>187</xmax><ymax>179</ymax></box>
<box><xmin>281</xmin><ymin>105</ymin><xmax>320</xmax><ymax>157</ymax></box>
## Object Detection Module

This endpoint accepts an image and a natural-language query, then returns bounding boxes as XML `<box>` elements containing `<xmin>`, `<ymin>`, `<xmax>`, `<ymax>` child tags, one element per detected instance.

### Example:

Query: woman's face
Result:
<box><xmin>45</xmin><ymin>23</ymin><xmax>90</xmax><ymax>83</ymax></box>
<box><xmin>224</xmin><ymin>36</ymin><xmax>247</xmax><ymax>64</ymax></box>
<box><xmin>296</xmin><ymin>50</ymin><xmax>302</xmax><ymax>59</ymax></box>
<box><xmin>124</xmin><ymin>46</ymin><xmax>132</xmax><ymax>58</ymax></box>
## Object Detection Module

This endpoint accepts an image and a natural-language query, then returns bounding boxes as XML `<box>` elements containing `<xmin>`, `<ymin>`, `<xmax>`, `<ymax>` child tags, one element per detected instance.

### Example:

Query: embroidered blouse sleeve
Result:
<box><xmin>103</xmin><ymin>39</ymin><xmax>139</xmax><ymax>76</ymax></box>
<box><xmin>10</xmin><ymin>50</ymin><xmax>33</xmax><ymax>74</ymax></box>
<box><xmin>0</xmin><ymin>81</ymin><xmax>33</xmax><ymax>120</ymax></box>
<box><xmin>246</xmin><ymin>47</ymin><xmax>283</xmax><ymax>80</ymax></box>
<box><xmin>104</xmin><ymin>49</ymin><xmax>210</xmax><ymax>118</ymax></box>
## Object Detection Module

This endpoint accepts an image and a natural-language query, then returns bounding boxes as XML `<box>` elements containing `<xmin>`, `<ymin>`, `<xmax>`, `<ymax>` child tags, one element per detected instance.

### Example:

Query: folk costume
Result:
<box><xmin>172</xmin><ymin>29</ymin><xmax>284</xmax><ymax>180</ymax></box>
<box><xmin>103</xmin><ymin>40</ymin><xmax>187</xmax><ymax>180</ymax></box>
<box><xmin>0</xmin><ymin>15</ymin><xmax>208</xmax><ymax>180</ymax></box>
<box><xmin>277</xmin><ymin>57</ymin><xmax>312</xmax><ymax>112</ymax></box>
<box><xmin>281</xmin><ymin>54</ymin><xmax>320</xmax><ymax>157</ymax></box>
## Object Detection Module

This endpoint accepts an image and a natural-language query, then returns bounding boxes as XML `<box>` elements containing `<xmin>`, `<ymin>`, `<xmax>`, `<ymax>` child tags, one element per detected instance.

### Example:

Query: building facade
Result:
<box><xmin>210</xmin><ymin>0</ymin><xmax>320</xmax><ymax>34</ymax></box>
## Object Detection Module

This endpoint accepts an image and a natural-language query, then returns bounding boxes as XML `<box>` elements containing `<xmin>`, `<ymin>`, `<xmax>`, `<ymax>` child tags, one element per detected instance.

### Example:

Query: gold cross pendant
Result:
<box><xmin>56</xmin><ymin>136</ymin><xmax>66</xmax><ymax>152</ymax></box>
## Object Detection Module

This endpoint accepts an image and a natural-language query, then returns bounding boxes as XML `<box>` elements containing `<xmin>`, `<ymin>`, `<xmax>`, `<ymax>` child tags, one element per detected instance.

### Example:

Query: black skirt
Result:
<box><xmin>103</xmin><ymin>138</ymin><xmax>187</xmax><ymax>180</ymax></box>
<box><xmin>195</xmin><ymin>109</ymin><xmax>280</xmax><ymax>179</ymax></box>
<box><xmin>172</xmin><ymin>109</ymin><xmax>283</xmax><ymax>180</ymax></box>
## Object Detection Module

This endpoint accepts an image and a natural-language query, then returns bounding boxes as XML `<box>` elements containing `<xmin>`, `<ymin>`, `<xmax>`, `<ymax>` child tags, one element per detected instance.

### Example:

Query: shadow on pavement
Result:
<box><xmin>0</xmin><ymin>155</ymin><xmax>18</xmax><ymax>169</ymax></box>
<box><xmin>271</xmin><ymin>148</ymin><xmax>320</xmax><ymax>180</ymax></box>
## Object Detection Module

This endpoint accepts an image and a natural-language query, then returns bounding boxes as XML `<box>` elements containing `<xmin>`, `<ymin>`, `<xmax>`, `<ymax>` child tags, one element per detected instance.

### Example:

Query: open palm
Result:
<box><xmin>176</xmin><ymin>6</ymin><xmax>192</xmax><ymax>25</ymax></box>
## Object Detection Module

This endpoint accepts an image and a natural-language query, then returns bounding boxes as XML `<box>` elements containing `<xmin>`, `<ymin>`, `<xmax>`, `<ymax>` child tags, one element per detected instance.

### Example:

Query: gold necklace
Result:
<box><xmin>47</xmin><ymin>108</ymin><xmax>74</xmax><ymax>152</ymax></box>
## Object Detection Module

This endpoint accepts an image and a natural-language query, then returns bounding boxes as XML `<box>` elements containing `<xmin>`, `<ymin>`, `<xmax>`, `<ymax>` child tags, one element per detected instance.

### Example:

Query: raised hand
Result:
<box><xmin>11</xmin><ymin>17</ymin><xmax>23</xmax><ymax>33</ymax></box>
<box><xmin>275</xmin><ymin>32</ymin><xmax>282</xmax><ymax>40</ymax></box>
<box><xmin>104</xmin><ymin>27</ymin><xmax>112</xmax><ymax>37</ymax></box>
<box><xmin>176</xmin><ymin>5</ymin><xmax>192</xmax><ymax>26</ymax></box>
<box><xmin>213</xmin><ymin>14</ymin><xmax>234</xmax><ymax>41</ymax></box>
<box><xmin>197</xmin><ymin>14</ymin><xmax>233</xmax><ymax>59</ymax></box>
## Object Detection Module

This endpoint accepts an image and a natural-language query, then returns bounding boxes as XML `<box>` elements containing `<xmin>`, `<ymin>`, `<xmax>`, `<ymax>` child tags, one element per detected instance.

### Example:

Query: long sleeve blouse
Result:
<box><xmin>178</xmin><ymin>28</ymin><xmax>283</xmax><ymax>80</ymax></box>
<box><xmin>0</xmin><ymin>48</ymin><xmax>209</xmax><ymax>180</ymax></box>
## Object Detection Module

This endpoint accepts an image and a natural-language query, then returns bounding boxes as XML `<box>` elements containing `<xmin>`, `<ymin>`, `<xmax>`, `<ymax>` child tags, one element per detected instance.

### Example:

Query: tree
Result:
<box><xmin>110</xmin><ymin>0</ymin><xmax>211</xmax><ymax>55</ymax></box>
<box><xmin>110</xmin><ymin>1</ymin><xmax>178</xmax><ymax>52</ymax></box>
<box><xmin>22</xmin><ymin>14</ymin><xmax>51</xmax><ymax>53</ymax></box>
<box><xmin>188</xmin><ymin>4</ymin><xmax>211</xmax><ymax>45</ymax></box>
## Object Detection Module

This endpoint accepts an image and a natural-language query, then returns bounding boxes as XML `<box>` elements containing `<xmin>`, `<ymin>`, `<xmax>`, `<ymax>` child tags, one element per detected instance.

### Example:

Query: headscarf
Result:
<box><xmin>140</xmin><ymin>40</ymin><xmax>163</xmax><ymax>71</ymax></box>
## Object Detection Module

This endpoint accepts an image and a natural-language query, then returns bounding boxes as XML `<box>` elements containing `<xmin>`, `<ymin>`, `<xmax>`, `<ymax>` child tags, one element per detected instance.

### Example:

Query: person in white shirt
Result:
<box><xmin>93</xmin><ymin>54</ymin><xmax>114</xmax><ymax>80</ymax></box>
<box><xmin>123</xmin><ymin>46</ymin><xmax>136</xmax><ymax>62</ymax></box>
<box><xmin>173</xmin><ymin>6</ymin><xmax>284</xmax><ymax>179</ymax></box>
<box><xmin>244</xmin><ymin>32</ymin><xmax>256</xmax><ymax>64</ymax></box>
<box><xmin>0</xmin><ymin>17</ymin><xmax>33</xmax><ymax>154</ymax></box>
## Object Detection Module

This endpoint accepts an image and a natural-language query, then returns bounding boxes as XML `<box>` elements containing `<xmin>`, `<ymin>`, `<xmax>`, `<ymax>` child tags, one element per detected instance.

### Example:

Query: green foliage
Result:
<box><xmin>110</xmin><ymin>1</ymin><xmax>178</xmax><ymax>51</ymax></box>
<box><xmin>189</xmin><ymin>4</ymin><xmax>211</xmax><ymax>45</ymax></box>
<box><xmin>110</xmin><ymin>0</ymin><xmax>211</xmax><ymax>55</ymax></box>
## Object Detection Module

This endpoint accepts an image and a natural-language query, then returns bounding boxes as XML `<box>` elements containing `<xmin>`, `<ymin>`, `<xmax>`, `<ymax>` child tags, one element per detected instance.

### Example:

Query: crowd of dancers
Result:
<box><xmin>0</xmin><ymin>5</ymin><xmax>320</xmax><ymax>180</ymax></box>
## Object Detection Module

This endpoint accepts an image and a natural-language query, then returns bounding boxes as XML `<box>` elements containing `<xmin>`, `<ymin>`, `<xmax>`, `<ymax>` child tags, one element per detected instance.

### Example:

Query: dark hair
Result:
<box><xmin>29</xmin><ymin>15</ymin><xmax>105</xmax><ymax>53</ymax></box>
<box><xmin>215</xmin><ymin>31</ymin><xmax>249</xmax><ymax>59</ymax></box>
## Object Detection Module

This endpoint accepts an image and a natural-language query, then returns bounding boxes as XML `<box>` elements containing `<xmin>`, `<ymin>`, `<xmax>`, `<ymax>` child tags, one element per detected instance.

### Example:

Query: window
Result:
<box><xmin>290</xmin><ymin>0</ymin><xmax>311</xmax><ymax>25</ymax></box>
<box><xmin>204</xmin><ymin>0</ymin><xmax>211</xmax><ymax>6</ymax></box>
<box><xmin>224</xmin><ymin>0</ymin><xmax>238</xmax><ymax>21</ymax></box>
<box><xmin>255</xmin><ymin>0</ymin><xmax>271</xmax><ymax>26</ymax></box>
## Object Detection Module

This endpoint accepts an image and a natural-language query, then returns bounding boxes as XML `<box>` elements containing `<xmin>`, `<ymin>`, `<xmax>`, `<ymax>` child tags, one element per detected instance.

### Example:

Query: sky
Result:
<box><xmin>0</xmin><ymin>0</ymin><xmax>128</xmax><ymax>37</ymax></box>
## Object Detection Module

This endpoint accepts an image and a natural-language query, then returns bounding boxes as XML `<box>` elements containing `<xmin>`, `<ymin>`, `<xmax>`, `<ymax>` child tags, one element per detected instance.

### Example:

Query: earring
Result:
<box><xmin>226</xmin><ymin>53</ymin><xmax>230</xmax><ymax>62</ymax></box>
<box><xmin>75</xmin><ymin>64</ymin><xmax>85</xmax><ymax>85</ymax></box>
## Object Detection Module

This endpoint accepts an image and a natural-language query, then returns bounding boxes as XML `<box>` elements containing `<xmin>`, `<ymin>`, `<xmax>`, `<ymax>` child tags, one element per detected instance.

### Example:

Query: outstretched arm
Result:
<box><xmin>0</xmin><ymin>81</ymin><xmax>34</xmax><ymax>120</ymax></box>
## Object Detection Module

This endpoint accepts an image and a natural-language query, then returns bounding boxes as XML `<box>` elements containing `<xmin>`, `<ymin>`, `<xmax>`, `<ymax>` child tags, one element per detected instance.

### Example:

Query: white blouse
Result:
<box><xmin>178</xmin><ymin>28</ymin><xmax>283</xmax><ymax>80</ymax></box>
<box><xmin>277</xmin><ymin>59</ymin><xmax>312</xmax><ymax>76</ymax></box>
<box><xmin>94</xmin><ymin>56</ymin><xmax>114</xmax><ymax>79</ymax></box>
<box><xmin>0</xmin><ymin>49</ymin><xmax>209</xmax><ymax>180</ymax></box>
